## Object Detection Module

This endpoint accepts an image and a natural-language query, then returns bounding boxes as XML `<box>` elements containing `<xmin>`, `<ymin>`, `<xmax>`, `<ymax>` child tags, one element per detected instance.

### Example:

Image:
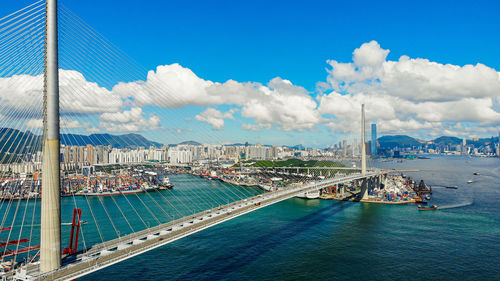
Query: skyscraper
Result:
<box><xmin>342</xmin><ymin>140</ymin><xmax>347</xmax><ymax>157</ymax></box>
<box><xmin>497</xmin><ymin>130</ymin><xmax>500</xmax><ymax>157</ymax></box>
<box><xmin>371</xmin><ymin>123</ymin><xmax>377</xmax><ymax>156</ymax></box>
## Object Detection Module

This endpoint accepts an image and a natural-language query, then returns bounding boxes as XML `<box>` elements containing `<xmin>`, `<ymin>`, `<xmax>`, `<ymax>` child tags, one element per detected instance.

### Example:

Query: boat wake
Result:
<box><xmin>438</xmin><ymin>201</ymin><xmax>473</xmax><ymax>210</ymax></box>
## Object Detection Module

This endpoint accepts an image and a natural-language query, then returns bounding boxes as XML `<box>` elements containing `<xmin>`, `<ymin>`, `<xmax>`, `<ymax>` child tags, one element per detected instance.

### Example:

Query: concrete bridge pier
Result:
<box><xmin>360</xmin><ymin>176</ymin><xmax>379</xmax><ymax>200</ymax></box>
<box><xmin>360</xmin><ymin>178</ymin><xmax>369</xmax><ymax>200</ymax></box>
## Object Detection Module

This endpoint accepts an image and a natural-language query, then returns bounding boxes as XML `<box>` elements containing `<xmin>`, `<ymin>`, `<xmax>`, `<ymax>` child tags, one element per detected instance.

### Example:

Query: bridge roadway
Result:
<box><xmin>244</xmin><ymin>166</ymin><xmax>364</xmax><ymax>170</ymax></box>
<box><xmin>18</xmin><ymin>171</ymin><xmax>382</xmax><ymax>281</ymax></box>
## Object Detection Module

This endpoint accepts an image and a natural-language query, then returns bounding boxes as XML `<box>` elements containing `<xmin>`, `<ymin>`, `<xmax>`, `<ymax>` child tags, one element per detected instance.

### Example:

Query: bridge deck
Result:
<box><xmin>18</xmin><ymin>172</ymin><xmax>381</xmax><ymax>281</ymax></box>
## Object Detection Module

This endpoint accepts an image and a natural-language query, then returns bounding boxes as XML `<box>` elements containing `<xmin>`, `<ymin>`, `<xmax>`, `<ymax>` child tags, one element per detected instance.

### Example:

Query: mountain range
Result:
<box><xmin>377</xmin><ymin>135</ymin><xmax>499</xmax><ymax>149</ymax></box>
<box><xmin>0</xmin><ymin>128</ymin><xmax>162</xmax><ymax>153</ymax></box>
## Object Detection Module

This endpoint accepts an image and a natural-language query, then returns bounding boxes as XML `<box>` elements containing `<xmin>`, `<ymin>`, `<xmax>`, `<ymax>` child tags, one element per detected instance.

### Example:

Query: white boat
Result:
<box><xmin>159</xmin><ymin>176</ymin><xmax>174</xmax><ymax>189</ymax></box>
<box><xmin>467</xmin><ymin>180</ymin><xmax>473</xmax><ymax>184</ymax></box>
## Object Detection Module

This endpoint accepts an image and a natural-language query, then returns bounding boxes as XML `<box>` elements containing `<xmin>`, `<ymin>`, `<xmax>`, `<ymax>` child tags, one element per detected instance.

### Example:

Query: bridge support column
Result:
<box><xmin>361</xmin><ymin>104</ymin><xmax>367</xmax><ymax>175</ymax></box>
<box><xmin>360</xmin><ymin>178</ymin><xmax>369</xmax><ymax>200</ymax></box>
<box><xmin>41</xmin><ymin>0</ymin><xmax>61</xmax><ymax>273</ymax></box>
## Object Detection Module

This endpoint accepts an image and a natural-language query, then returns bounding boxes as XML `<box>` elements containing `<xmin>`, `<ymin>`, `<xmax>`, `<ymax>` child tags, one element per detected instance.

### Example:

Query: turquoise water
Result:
<box><xmin>1</xmin><ymin>156</ymin><xmax>499</xmax><ymax>280</ymax></box>
<box><xmin>80</xmin><ymin>156</ymin><xmax>499</xmax><ymax>280</ymax></box>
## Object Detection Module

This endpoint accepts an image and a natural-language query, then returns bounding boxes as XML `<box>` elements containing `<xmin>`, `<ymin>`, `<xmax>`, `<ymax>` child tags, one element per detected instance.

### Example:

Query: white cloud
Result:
<box><xmin>238</xmin><ymin>78</ymin><xmax>322</xmax><ymax>131</ymax></box>
<box><xmin>24</xmin><ymin>118</ymin><xmax>90</xmax><ymax>130</ymax></box>
<box><xmin>61</xmin><ymin>119</ymin><xmax>90</xmax><ymax>129</ymax></box>
<box><xmin>113</xmin><ymin>64</ymin><xmax>323</xmax><ymax>131</ymax></box>
<box><xmin>99</xmin><ymin>107</ymin><xmax>160</xmax><ymax>132</ymax></box>
<box><xmin>0</xmin><ymin>70</ymin><xmax>123</xmax><ymax>117</ymax></box>
<box><xmin>319</xmin><ymin>40</ymin><xmax>500</xmax><ymax>137</ymax></box>
<box><xmin>86</xmin><ymin>127</ymin><xmax>101</xmax><ymax>134</ymax></box>
<box><xmin>325</xmin><ymin>41</ymin><xmax>500</xmax><ymax>102</ymax></box>
<box><xmin>24</xmin><ymin>119</ymin><xmax>43</xmax><ymax>129</ymax></box>
<box><xmin>59</xmin><ymin>70</ymin><xmax>123</xmax><ymax>114</ymax></box>
<box><xmin>112</xmin><ymin>64</ymin><xmax>215</xmax><ymax>108</ymax></box>
<box><xmin>4</xmin><ymin>42</ymin><xmax>500</xmax><ymax>139</ymax></box>
<box><xmin>194</xmin><ymin>108</ymin><xmax>237</xmax><ymax>130</ymax></box>
<box><xmin>0</xmin><ymin>74</ymin><xmax>43</xmax><ymax>117</ymax></box>
<box><xmin>242</xmin><ymin>123</ymin><xmax>259</xmax><ymax>131</ymax></box>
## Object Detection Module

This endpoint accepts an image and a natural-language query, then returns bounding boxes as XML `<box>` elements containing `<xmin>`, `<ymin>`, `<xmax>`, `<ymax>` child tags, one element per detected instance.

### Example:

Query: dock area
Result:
<box><xmin>193</xmin><ymin>166</ymin><xmax>431</xmax><ymax>205</ymax></box>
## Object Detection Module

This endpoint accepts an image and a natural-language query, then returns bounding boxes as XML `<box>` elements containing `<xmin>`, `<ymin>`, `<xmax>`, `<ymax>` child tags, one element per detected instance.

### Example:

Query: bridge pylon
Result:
<box><xmin>40</xmin><ymin>0</ymin><xmax>61</xmax><ymax>273</ymax></box>
<box><xmin>361</xmin><ymin>104</ymin><xmax>367</xmax><ymax>175</ymax></box>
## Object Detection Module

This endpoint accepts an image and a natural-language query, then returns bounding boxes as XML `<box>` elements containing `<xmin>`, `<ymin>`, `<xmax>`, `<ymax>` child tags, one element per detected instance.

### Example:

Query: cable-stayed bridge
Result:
<box><xmin>19</xmin><ymin>171</ymin><xmax>383</xmax><ymax>281</ymax></box>
<box><xmin>0</xmin><ymin>1</ymin><xmax>391</xmax><ymax>280</ymax></box>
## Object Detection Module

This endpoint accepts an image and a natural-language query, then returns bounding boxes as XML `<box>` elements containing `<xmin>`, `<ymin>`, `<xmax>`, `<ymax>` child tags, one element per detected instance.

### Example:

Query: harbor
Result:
<box><xmin>0</xmin><ymin>168</ymin><xmax>173</xmax><ymax>200</ymax></box>
<box><xmin>78</xmin><ymin>156</ymin><xmax>500</xmax><ymax>281</ymax></box>
<box><xmin>0</xmin><ymin>161</ymin><xmax>435</xmax><ymax>206</ymax></box>
<box><xmin>192</xmin><ymin>165</ymin><xmax>433</xmax><ymax>205</ymax></box>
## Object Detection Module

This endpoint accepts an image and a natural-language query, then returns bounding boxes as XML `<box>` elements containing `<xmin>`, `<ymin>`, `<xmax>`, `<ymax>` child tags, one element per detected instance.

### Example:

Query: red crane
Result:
<box><xmin>63</xmin><ymin>208</ymin><xmax>83</xmax><ymax>255</ymax></box>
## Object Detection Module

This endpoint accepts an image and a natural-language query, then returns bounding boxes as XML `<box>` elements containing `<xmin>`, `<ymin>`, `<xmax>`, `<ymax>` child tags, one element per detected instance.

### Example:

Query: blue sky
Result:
<box><xmin>5</xmin><ymin>0</ymin><xmax>498</xmax><ymax>89</ymax></box>
<box><xmin>3</xmin><ymin>0</ymin><xmax>500</xmax><ymax>146</ymax></box>
<box><xmin>62</xmin><ymin>0</ymin><xmax>500</xmax><ymax>89</ymax></box>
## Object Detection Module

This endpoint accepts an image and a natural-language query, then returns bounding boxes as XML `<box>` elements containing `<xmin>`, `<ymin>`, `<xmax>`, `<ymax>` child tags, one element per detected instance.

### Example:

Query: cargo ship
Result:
<box><xmin>77</xmin><ymin>184</ymin><xmax>158</xmax><ymax>196</ymax></box>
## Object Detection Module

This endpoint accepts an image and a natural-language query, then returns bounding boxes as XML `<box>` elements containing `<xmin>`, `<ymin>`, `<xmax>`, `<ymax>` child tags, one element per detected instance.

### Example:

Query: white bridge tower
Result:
<box><xmin>40</xmin><ymin>0</ymin><xmax>61</xmax><ymax>272</ymax></box>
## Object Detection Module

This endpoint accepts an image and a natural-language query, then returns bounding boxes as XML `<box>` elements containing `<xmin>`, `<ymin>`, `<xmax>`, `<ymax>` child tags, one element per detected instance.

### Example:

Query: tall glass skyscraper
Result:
<box><xmin>371</xmin><ymin>124</ymin><xmax>377</xmax><ymax>156</ymax></box>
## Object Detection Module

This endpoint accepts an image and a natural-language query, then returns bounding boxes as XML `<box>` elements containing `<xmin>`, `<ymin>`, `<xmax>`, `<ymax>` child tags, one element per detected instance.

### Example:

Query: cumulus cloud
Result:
<box><xmin>319</xmin><ymin>40</ymin><xmax>500</xmax><ymax>137</ymax></box>
<box><xmin>0</xmin><ymin>74</ymin><xmax>43</xmax><ymax>117</ymax></box>
<box><xmin>241</xmin><ymin>123</ymin><xmax>260</xmax><ymax>131</ymax></box>
<box><xmin>61</xmin><ymin>119</ymin><xmax>91</xmax><ymax>129</ymax></box>
<box><xmin>194</xmin><ymin>108</ymin><xmax>237</xmax><ymax>130</ymax></box>
<box><xmin>113</xmin><ymin>64</ymin><xmax>323</xmax><ymax>131</ymax></box>
<box><xmin>112</xmin><ymin>64</ymin><xmax>215</xmax><ymax>108</ymax></box>
<box><xmin>24</xmin><ymin>118</ymin><xmax>90</xmax><ymax>129</ymax></box>
<box><xmin>24</xmin><ymin>119</ymin><xmax>43</xmax><ymax>129</ymax></box>
<box><xmin>325</xmin><ymin>41</ymin><xmax>500</xmax><ymax>102</ymax></box>
<box><xmin>238</xmin><ymin>78</ymin><xmax>322</xmax><ymax>131</ymax></box>
<box><xmin>0</xmin><ymin>70</ymin><xmax>122</xmax><ymax>117</ymax></box>
<box><xmin>4</xmin><ymin>41</ymin><xmax>500</xmax><ymax>139</ymax></box>
<box><xmin>99</xmin><ymin>107</ymin><xmax>160</xmax><ymax>132</ymax></box>
<box><xmin>59</xmin><ymin>70</ymin><xmax>123</xmax><ymax>114</ymax></box>
<box><xmin>86</xmin><ymin>127</ymin><xmax>101</xmax><ymax>133</ymax></box>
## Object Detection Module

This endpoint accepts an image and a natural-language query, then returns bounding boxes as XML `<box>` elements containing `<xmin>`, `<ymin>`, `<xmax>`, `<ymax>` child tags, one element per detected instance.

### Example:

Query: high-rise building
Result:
<box><xmin>497</xmin><ymin>130</ymin><xmax>500</xmax><ymax>157</ymax></box>
<box><xmin>342</xmin><ymin>140</ymin><xmax>347</xmax><ymax>157</ymax></box>
<box><xmin>462</xmin><ymin>138</ymin><xmax>467</xmax><ymax>155</ymax></box>
<box><xmin>371</xmin><ymin>123</ymin><xmax>377</xmax><ymax>156</ymax></box>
